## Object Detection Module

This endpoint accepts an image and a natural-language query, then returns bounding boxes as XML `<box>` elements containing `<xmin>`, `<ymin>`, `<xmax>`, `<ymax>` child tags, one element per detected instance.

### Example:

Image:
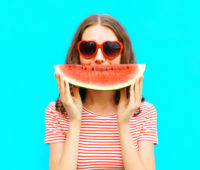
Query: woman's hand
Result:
<box><xmin>117</xmin><ymin>76</ymin><xmax>144</xmax><ymax>125</ymax></box>
<box><xmin>54</xmin><ymin>72</ymin><xmax>83</xmax><ymax>122</ymax></box>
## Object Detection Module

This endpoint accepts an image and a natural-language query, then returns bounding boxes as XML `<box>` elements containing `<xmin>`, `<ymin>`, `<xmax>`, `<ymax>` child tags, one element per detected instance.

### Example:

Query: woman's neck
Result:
<box><xmin>83</xmin><ymin>89</ymin><xmax>117</xmax><ymax>108</ymax></box>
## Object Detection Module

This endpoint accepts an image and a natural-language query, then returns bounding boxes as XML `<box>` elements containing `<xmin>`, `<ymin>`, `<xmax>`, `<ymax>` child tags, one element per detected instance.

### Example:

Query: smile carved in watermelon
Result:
<box><xmin>54</xmin><ymin>64</ymin><xmax>146</xmax><ymax>90</ymax></box>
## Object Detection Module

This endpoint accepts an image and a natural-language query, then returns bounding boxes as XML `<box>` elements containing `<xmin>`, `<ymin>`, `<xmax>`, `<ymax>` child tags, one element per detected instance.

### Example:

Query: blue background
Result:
<box><xmin>0</xmin><ymin>0</ymin><xmax>199</xmax><ymax>169</ymax></box>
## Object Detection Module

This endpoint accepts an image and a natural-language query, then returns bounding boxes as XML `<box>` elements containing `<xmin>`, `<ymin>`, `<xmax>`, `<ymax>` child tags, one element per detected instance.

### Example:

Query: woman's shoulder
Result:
<box><xmin>45</xmin><ymin>101</ymin><xmax>65</xmax><ymax>118</ymax></box>
<box><xmin>140</xmin><ymin>101</ymin><xmax>157</xmax><ymax>110</ymax></box>
<box><xmin>46</xmin><ymin>101</ymin><xmax>56</xmax><ymax>109</ymax></box>
<box><xmin>45</xmin><ymin>101</ymin><xmax>57</xmax><ymax>113</ymax></box>
<box><xmin>137</xmin><ymin>101</ymin><xmax>157</xmax><ymax>117</ymax></box>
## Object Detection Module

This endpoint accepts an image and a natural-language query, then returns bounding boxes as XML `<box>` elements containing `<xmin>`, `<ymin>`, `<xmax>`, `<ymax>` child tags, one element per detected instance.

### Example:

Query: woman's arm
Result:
<box><xmin>52</xmin><ymin>120</ymin><xmax>81</xmax><ymax>170</ymax></box>
<box><xmin>117</xmin><ymin>77</ymin><xmax>156</xmax><ymax>169</ymax></box>
<box><xmin>118</xmin><ymin>123</ymin><xmax>150</xmax><ymax>170</ymax></box>
<box><xmin>51</xmin><ymin>72</ymin><xmax>83</xmax><ymax>170</ymax></box>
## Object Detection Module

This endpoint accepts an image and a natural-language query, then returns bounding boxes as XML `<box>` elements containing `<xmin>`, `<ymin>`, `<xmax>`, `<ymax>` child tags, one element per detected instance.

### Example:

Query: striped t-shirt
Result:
<box><xmin>45</xmin><ymin>101</ymin><xmax>158</xmax><ymax>169</ymax></box>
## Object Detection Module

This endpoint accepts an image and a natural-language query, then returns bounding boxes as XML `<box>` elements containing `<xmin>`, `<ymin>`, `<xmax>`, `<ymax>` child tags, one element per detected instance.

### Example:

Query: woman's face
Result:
<box><xmin>79</xmin><ymin>25</ymin><xmax>121</xmax><ymax>65</ymax></box>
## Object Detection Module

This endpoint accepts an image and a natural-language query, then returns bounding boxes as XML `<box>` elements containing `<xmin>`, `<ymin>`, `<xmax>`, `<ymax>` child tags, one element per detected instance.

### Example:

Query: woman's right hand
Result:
<box><xmin>54</xmin><ymin>71</ymin><xmax>83</xmax><ymax>122</ymax></box>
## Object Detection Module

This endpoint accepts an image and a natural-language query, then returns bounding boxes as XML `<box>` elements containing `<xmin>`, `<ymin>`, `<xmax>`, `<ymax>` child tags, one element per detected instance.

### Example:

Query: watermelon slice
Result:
<box><xmin>54</xmin><ymin>64</ymin><xmax>146</xmax><ymax>90</ymax></box>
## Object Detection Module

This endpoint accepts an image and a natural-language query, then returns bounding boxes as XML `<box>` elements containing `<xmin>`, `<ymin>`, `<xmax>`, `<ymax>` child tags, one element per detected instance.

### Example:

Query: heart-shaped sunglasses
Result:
<box><xmin>77</xmin><ymin>40</ymin><xmax>124</xmax><ymax>60</ymax></box>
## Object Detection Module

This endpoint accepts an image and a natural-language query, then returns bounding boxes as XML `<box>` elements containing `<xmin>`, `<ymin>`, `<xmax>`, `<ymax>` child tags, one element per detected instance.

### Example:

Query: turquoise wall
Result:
<box><xmin>0</xmin><ymin>0</ymin><xmax>199</xmax><ymax>169</ymax></box>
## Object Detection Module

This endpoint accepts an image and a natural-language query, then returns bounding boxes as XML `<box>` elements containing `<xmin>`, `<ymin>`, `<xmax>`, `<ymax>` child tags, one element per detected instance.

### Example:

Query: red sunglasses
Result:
<box><xmin>77</xmin><ymin>40</ymin><xmax>124</xmax><ymax>60</ymax></box>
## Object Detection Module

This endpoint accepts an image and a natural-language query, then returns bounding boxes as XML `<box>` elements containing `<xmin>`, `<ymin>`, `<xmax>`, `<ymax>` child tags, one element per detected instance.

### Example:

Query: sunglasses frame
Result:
<box><xmin>77</xmin><ymin>40</ymin><xmax>124</xmax><ymax>60</ymax></box>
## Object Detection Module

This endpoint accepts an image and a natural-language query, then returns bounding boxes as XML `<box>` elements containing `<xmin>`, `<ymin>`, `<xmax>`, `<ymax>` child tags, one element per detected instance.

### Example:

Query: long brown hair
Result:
<box><xmin>55</xmin><ymin>14</ymin><xmax>145</xmax><ymax>116</ymax></box>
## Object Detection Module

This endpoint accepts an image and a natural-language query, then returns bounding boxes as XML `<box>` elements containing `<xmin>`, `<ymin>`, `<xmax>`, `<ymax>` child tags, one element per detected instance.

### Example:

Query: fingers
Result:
<box><xmin>72</xmin><ymin>86</ymin><xmax>81</xmax><ymax>100</ymax></box>
<box><xmin>54</xmin><ymin>72</ymin><xmax>61</xmax><ymax>93</ymax></box>
<box><xmin>63</xmin><ymin>77</ymin><xmax>72</xmax><ymax>101</ymax></box>
<box><xmin>60</xmin><ymin>73</ymin><xmax>66</xmax><ymax>98</ymax></box>
<box><xmin>130</xmin><ymin>76</ymin><xmax>143</xmax><ymax>107</ymax></box>
<box><xmin>139</xmin><ymin>76</ymin><xmax>144</xmax><ymax>99</ymax></box>
<box><xmin>134</xmin><ymin>76</ymin><xmax>143</xmax><ymax>103</ymax></box>
<box><xmin>129</xmin><ymin>82</ymin><xmax>135</xmax><ymax>104</ymax></box>
<box><xmin>54</xmin><ymin>72</ymin><xmax>72</xmax><ymax>105</ymax></box>
<box><xmin>134</xmin><ymin>77</ymin><xmax>140</xmax><ymax>101</ymax></box>
<box><xmin>120</xmin><ymin>87</ymin><xmax>126</xmax><ymax>101</ymax></box>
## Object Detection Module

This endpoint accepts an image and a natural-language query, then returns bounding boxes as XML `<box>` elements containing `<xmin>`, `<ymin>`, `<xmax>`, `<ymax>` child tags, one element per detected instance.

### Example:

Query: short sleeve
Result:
<box><xmin>138</xmin><ymin>103</ymin><xmax>158</xmax><ymax>145</ymax></box>
<box><xmin>44</xmin><ymin>102</ymin><xmax>66</xmax><ymax>144</ymax></box>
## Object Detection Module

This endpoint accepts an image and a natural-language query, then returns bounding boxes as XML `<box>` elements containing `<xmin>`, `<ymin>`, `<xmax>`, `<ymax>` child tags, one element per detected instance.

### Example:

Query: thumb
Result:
<box><xmin>72</xmin><ymin>86</ymin><xmax>81</xmax><ymax>100</ymax></box>
<box><xmin>119</xmin><ymin>87</ymin><xmax>127</xmax><ymax>102</ymax></box>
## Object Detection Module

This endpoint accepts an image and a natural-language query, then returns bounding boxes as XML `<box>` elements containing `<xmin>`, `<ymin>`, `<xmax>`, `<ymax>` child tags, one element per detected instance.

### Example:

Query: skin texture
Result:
<box><xmin>52</xmin><ymin>25</ymin><xmax>156</xmax><ymax>170</ymax></box>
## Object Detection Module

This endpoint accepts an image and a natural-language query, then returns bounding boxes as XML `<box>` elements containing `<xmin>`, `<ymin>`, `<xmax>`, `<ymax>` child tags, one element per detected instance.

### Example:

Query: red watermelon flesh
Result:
<box><xmin>54</xmin><ymin>64</ymin><xmax>146</xmax><ymax>90</ymax></box>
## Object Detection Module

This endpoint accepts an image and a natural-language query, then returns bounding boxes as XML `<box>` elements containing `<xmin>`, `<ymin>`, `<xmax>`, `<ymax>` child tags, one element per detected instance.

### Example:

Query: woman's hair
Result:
<box><xmin>55</xmin><ymin>14</ymin><xmax>145</xmax><ymax>116</ymax></box>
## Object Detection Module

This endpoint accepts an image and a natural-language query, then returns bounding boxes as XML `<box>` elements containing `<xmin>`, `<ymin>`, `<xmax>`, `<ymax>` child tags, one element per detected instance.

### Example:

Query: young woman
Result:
<box><xmin>45</xmin><ymin>14</ymin><xmax>158</xmax><ymax>170</ymax></box>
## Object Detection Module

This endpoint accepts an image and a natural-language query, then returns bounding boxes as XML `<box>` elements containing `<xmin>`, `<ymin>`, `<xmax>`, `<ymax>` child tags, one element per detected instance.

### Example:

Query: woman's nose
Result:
<box><xmin>94</xmin><ymin>48</ymin><xmax>105</xmax><ymax>64</ymax></box>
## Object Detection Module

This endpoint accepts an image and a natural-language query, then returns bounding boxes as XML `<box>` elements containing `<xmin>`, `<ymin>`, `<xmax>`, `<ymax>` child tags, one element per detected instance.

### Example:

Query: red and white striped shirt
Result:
<box><xmin>45</xmin><ymin>101</ymin><xmax>158</xmax><ymax>169</ymax></box>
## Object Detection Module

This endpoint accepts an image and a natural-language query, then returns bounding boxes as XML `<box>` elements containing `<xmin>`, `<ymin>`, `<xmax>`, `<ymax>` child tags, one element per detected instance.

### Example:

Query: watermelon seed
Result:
<box><xmin>84</xmin><ymin>67</ymin><xmax>87</xmax><ymax>70</ymax></box>
<box><xmin>114</xmin><ymin>67</ymin><xmax>116</xmax><ymax>70</ymax></box>
<box><xmin>81</xmin><ymin>67</ymin><xmax>83</xmax><ymax>69</ymax></box>
<box><xmin>101</xmin><ymin>69</ymin><xmax>103</xmax><ymax>71</ymax></box>
<box><xmin>92</xmin><ymin>68</ymin><xmax>94</xmax><ymax>71</ymax></box>
<box><xmin>96</xmin><ymin>68</ymin><xmax>98</xmax><ymax>71</ymax></box>
<box><xmin>111</xmin><ymin>67</ymin><xmax>113</xmax><ymax>70</ymax></box>
<box><xmin>106</xmin><ymin>68</ymin><xmax>108</xmax><ymax>71</ymax></box>
<box><xmin>73</xmin><ymin>66</ymin><xmax>76</xmax><ymax>68</ymax></box>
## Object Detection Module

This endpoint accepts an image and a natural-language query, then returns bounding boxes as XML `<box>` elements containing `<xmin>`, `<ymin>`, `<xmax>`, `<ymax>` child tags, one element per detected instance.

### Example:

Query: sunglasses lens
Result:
<box><xmin>103</xmin><ymin>42</ymin><xmax>121</xmax><ymax>58</ymax></box>
<box><xmin>79</xmin><ymin>41</ymin><xmax>96</xmax><ymax>57</ymax></box>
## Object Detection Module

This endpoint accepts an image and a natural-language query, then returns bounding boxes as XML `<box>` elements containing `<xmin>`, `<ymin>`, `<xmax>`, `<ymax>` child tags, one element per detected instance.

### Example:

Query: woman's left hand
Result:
<box><xmin>117</xmin><ymin>76</ymin><xmax>144</xmax><ymax>125</ymax></box>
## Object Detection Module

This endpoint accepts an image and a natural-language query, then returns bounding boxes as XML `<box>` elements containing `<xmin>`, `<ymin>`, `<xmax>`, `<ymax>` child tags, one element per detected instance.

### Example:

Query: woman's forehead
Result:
<box><xmin>81</xmin><ymin>25</ymin><xmax>118</xmax><ymax>42</ymax></box>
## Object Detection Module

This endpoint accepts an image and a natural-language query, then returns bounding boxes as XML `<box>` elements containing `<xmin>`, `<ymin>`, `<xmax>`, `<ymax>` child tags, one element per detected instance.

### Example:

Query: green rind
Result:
<box><xmin>54</xmin><ymin>64</ymin><xmax>146</xmax><ymax>91</ymax></box>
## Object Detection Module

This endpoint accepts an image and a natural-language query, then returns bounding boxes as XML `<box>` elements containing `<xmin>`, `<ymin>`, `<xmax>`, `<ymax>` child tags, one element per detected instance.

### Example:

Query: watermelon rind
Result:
<box><xmin>54</xmin><ymin>64</ymin><xmax>146</xmax><ymax>91</ymax></box>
